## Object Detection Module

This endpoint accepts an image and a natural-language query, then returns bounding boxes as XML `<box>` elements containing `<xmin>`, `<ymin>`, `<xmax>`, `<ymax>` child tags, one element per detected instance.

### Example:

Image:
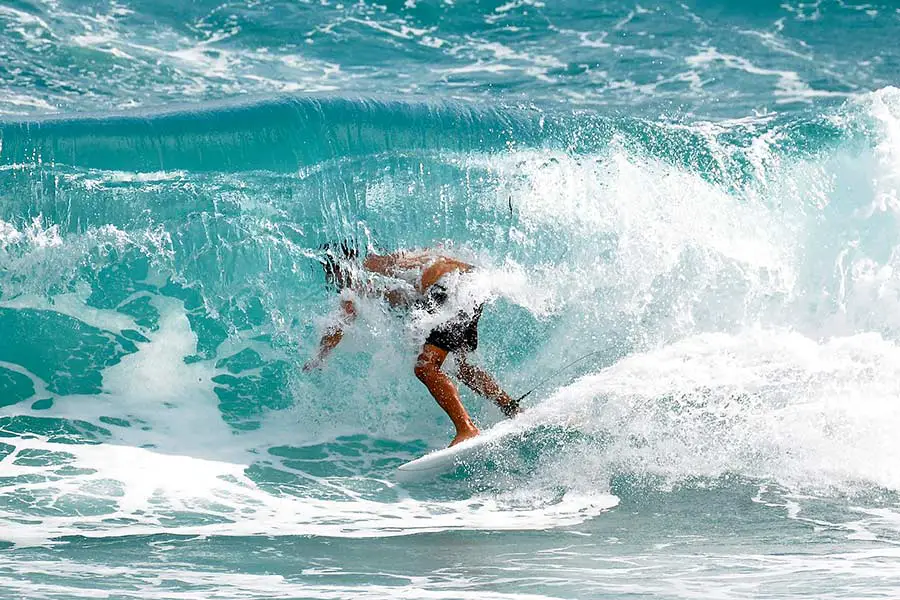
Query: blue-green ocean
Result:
<box><xmin>2</xmin><ymin>1</ymin><xmax>900</xmax><ymax>598</ymax></box>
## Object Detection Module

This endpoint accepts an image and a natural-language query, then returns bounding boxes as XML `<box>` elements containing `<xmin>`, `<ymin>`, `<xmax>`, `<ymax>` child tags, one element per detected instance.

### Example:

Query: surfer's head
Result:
<box><xmin>320</xmin><ymin>239</ymin><xmax>359</xmax><ymax>291</ymax></box>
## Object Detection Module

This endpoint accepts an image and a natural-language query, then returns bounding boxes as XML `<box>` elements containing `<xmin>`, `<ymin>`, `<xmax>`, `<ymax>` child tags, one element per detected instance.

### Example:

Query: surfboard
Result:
<box><xmin>395</xmin><ymin>417</ymin><xmax>521</xmax><ymax>481</ymax></box>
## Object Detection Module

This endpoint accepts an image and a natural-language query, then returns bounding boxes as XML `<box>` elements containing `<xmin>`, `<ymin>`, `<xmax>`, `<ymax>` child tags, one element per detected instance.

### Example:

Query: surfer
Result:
<box><xmin>305</xmin><ymin>241</ymin><xmax>519</xmax><ymax>446</ymax></box>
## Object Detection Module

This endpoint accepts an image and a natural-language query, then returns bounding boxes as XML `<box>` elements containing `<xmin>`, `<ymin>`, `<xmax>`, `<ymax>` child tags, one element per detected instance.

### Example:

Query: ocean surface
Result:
<box><xmin>1</xmin><ymin>1</ymin><xmax>900</xmax><ymax>598</ymax></box>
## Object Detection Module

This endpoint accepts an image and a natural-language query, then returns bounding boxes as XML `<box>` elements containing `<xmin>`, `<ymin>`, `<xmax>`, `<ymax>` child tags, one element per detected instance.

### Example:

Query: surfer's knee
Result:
<box><xmin>416</xmin><ymin>344</ymin><xmax>449</xmax><ymax>382</ymax></box>
<box><xmin>415</xmin><ymin>355</ymin><xmax>439</xmax><ymax>382</ymax></box>
<box><xmin>414</xmin><ymin>360</ymin><xmax>428</xmax><ymax>382</ymax></box>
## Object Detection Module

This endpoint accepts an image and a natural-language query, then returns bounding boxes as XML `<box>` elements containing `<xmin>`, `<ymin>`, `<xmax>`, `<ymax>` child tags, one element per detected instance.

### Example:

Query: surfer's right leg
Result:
<box><xmin>455</xmin><ymin>354</ymin><xmax>519</xmax><ymax>417</ymax></box>
<box><xmin>415</xmin><ymin>343</ymin><xmax>480</xmax><ymax>446</ymax></box>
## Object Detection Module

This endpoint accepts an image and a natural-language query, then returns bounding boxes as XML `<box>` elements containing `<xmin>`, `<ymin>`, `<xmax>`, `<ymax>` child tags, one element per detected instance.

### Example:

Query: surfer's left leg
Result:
<box><xmin>415</xmin><ymin>343</ymin><xmax>480</xmax><ymax>446</ymax></box>
<box><xmin>456</xmin><ymin>354</ymin><xmax>519</xmax><ymax>417</ymax></box>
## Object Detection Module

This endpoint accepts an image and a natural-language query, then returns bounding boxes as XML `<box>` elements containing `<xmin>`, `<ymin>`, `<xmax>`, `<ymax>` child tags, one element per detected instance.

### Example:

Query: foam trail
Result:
<box><xmin>522</xmin><ymin>328</ymin><xmax>900</xmax><ymax>494</ymax></box>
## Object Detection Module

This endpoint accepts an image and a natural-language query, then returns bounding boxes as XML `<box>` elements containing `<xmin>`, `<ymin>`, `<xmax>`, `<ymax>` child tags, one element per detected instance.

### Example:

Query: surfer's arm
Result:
<box><xmin>364</xmin><ymin>251</ymin><xmax>473</xmax><ymax>292</ymax></box>
<box><xmin>364</xmin><ymin>250</ymin><xmax>472</xmax><ymax>273</ymax></box>
<box><xmin>363</xmin><ymin>251</ymin><xmax>432</xmax><ymax>276</ymax></box>
<box><xmin>304</xmin><ymin>299</ymin><xmax>357</xmax><ymax>371</ymax></box>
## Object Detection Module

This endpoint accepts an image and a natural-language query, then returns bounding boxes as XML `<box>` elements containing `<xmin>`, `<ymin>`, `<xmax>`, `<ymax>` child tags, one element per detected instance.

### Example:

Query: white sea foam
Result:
<box><xmin>0</xmin><ymin>92</ymin><xmax>58</xmax><ymax>114</ymax></box>
<box><xmin>866</xmin><ymin>87</ymin><xmax>900</xmax><ymax>212</ymax></box>
<box><xmin>685</xmin><ymin>46</ymin><xmax>852</xmax><ymax>105</ymax></box>
<box><xmin>0</xmin><ymin>293</ymin><xmax>617</xmax><ymax>547</ymax></box>
<box><xmin>525</xmin><ymin>329</ymin><xmax>900</xmax><ymax>492</ymax></box>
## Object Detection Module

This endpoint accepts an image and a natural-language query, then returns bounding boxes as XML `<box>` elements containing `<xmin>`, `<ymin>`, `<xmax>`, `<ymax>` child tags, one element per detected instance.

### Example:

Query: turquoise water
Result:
<box><xmin>2</xmin><ymin>1</ymin><xmax>900</xmax><ymax>598</ymax></box>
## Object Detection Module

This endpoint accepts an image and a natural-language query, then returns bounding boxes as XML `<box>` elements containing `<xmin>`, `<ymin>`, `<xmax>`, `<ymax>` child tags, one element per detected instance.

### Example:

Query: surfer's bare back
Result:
<box><xmin>305</xmin><ymin>242</ymin><xmax>519</xmax><ymax>446</ymax></box>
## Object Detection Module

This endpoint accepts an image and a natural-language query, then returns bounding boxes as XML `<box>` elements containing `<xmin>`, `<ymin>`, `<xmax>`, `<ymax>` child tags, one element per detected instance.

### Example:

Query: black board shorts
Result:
<box><xmin>425</xmin><ymin>303</ymin><xmax>484</xmax><ymax>353</ymax></box>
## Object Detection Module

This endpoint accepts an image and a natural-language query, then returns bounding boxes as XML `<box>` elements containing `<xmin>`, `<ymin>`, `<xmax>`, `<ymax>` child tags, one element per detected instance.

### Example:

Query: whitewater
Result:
<box><xmin>1</xmin><ymin>1</ymin><xmax>900</xmax><ymax>598</ymax></box>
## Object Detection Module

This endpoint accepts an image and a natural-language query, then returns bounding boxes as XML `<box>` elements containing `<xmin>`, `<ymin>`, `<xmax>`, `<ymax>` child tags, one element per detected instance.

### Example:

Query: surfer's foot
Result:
<box><xmin>449</xmin><ymin>426</ymin><xmax>480</xmax><ymax>447</ymax></box>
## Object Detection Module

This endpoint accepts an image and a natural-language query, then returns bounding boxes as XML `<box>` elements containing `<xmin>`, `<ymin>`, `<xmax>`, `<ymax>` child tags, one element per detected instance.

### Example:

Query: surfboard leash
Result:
<box><xmin>513</xmin><ymin>349</ymin><xmax>606</xmax><ymax>404</ymax></box>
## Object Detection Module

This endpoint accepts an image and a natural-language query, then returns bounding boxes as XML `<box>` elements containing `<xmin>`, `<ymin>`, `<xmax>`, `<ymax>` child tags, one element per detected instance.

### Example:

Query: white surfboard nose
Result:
<box><xmin>395</xmin><ymin>418</ymin><xmax>522</xmax><ymax>482</ymax></box>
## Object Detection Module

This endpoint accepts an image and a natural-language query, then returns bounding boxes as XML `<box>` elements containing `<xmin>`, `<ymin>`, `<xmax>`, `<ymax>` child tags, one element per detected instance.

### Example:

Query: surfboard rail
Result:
<box><xmin>395</xmin><ymin>418</ymin><xmax>520</xmax><ymax>481</ymax></box>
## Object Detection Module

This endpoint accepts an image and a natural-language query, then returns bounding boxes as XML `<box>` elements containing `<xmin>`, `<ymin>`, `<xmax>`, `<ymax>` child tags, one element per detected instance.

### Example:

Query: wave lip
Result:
<box><xmin>0</xmin><ymin>95</ymin><xmax>549</xmax><ymax>172</ymax></box>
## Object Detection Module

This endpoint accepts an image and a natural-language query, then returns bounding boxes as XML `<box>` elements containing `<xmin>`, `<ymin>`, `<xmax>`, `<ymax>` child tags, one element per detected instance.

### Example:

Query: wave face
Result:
<box><xmin>2</xmin><ymin>1</ymin><xmax>900</xmax><ymax>599</ymax></box>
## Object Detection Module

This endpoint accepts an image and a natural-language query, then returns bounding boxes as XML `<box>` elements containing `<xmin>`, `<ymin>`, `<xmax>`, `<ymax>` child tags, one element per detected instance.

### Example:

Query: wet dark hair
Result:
<box><xmin>320</xmin><ymin>240</ymin><xmax>358</xmax><ymax>290</ymax></box>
